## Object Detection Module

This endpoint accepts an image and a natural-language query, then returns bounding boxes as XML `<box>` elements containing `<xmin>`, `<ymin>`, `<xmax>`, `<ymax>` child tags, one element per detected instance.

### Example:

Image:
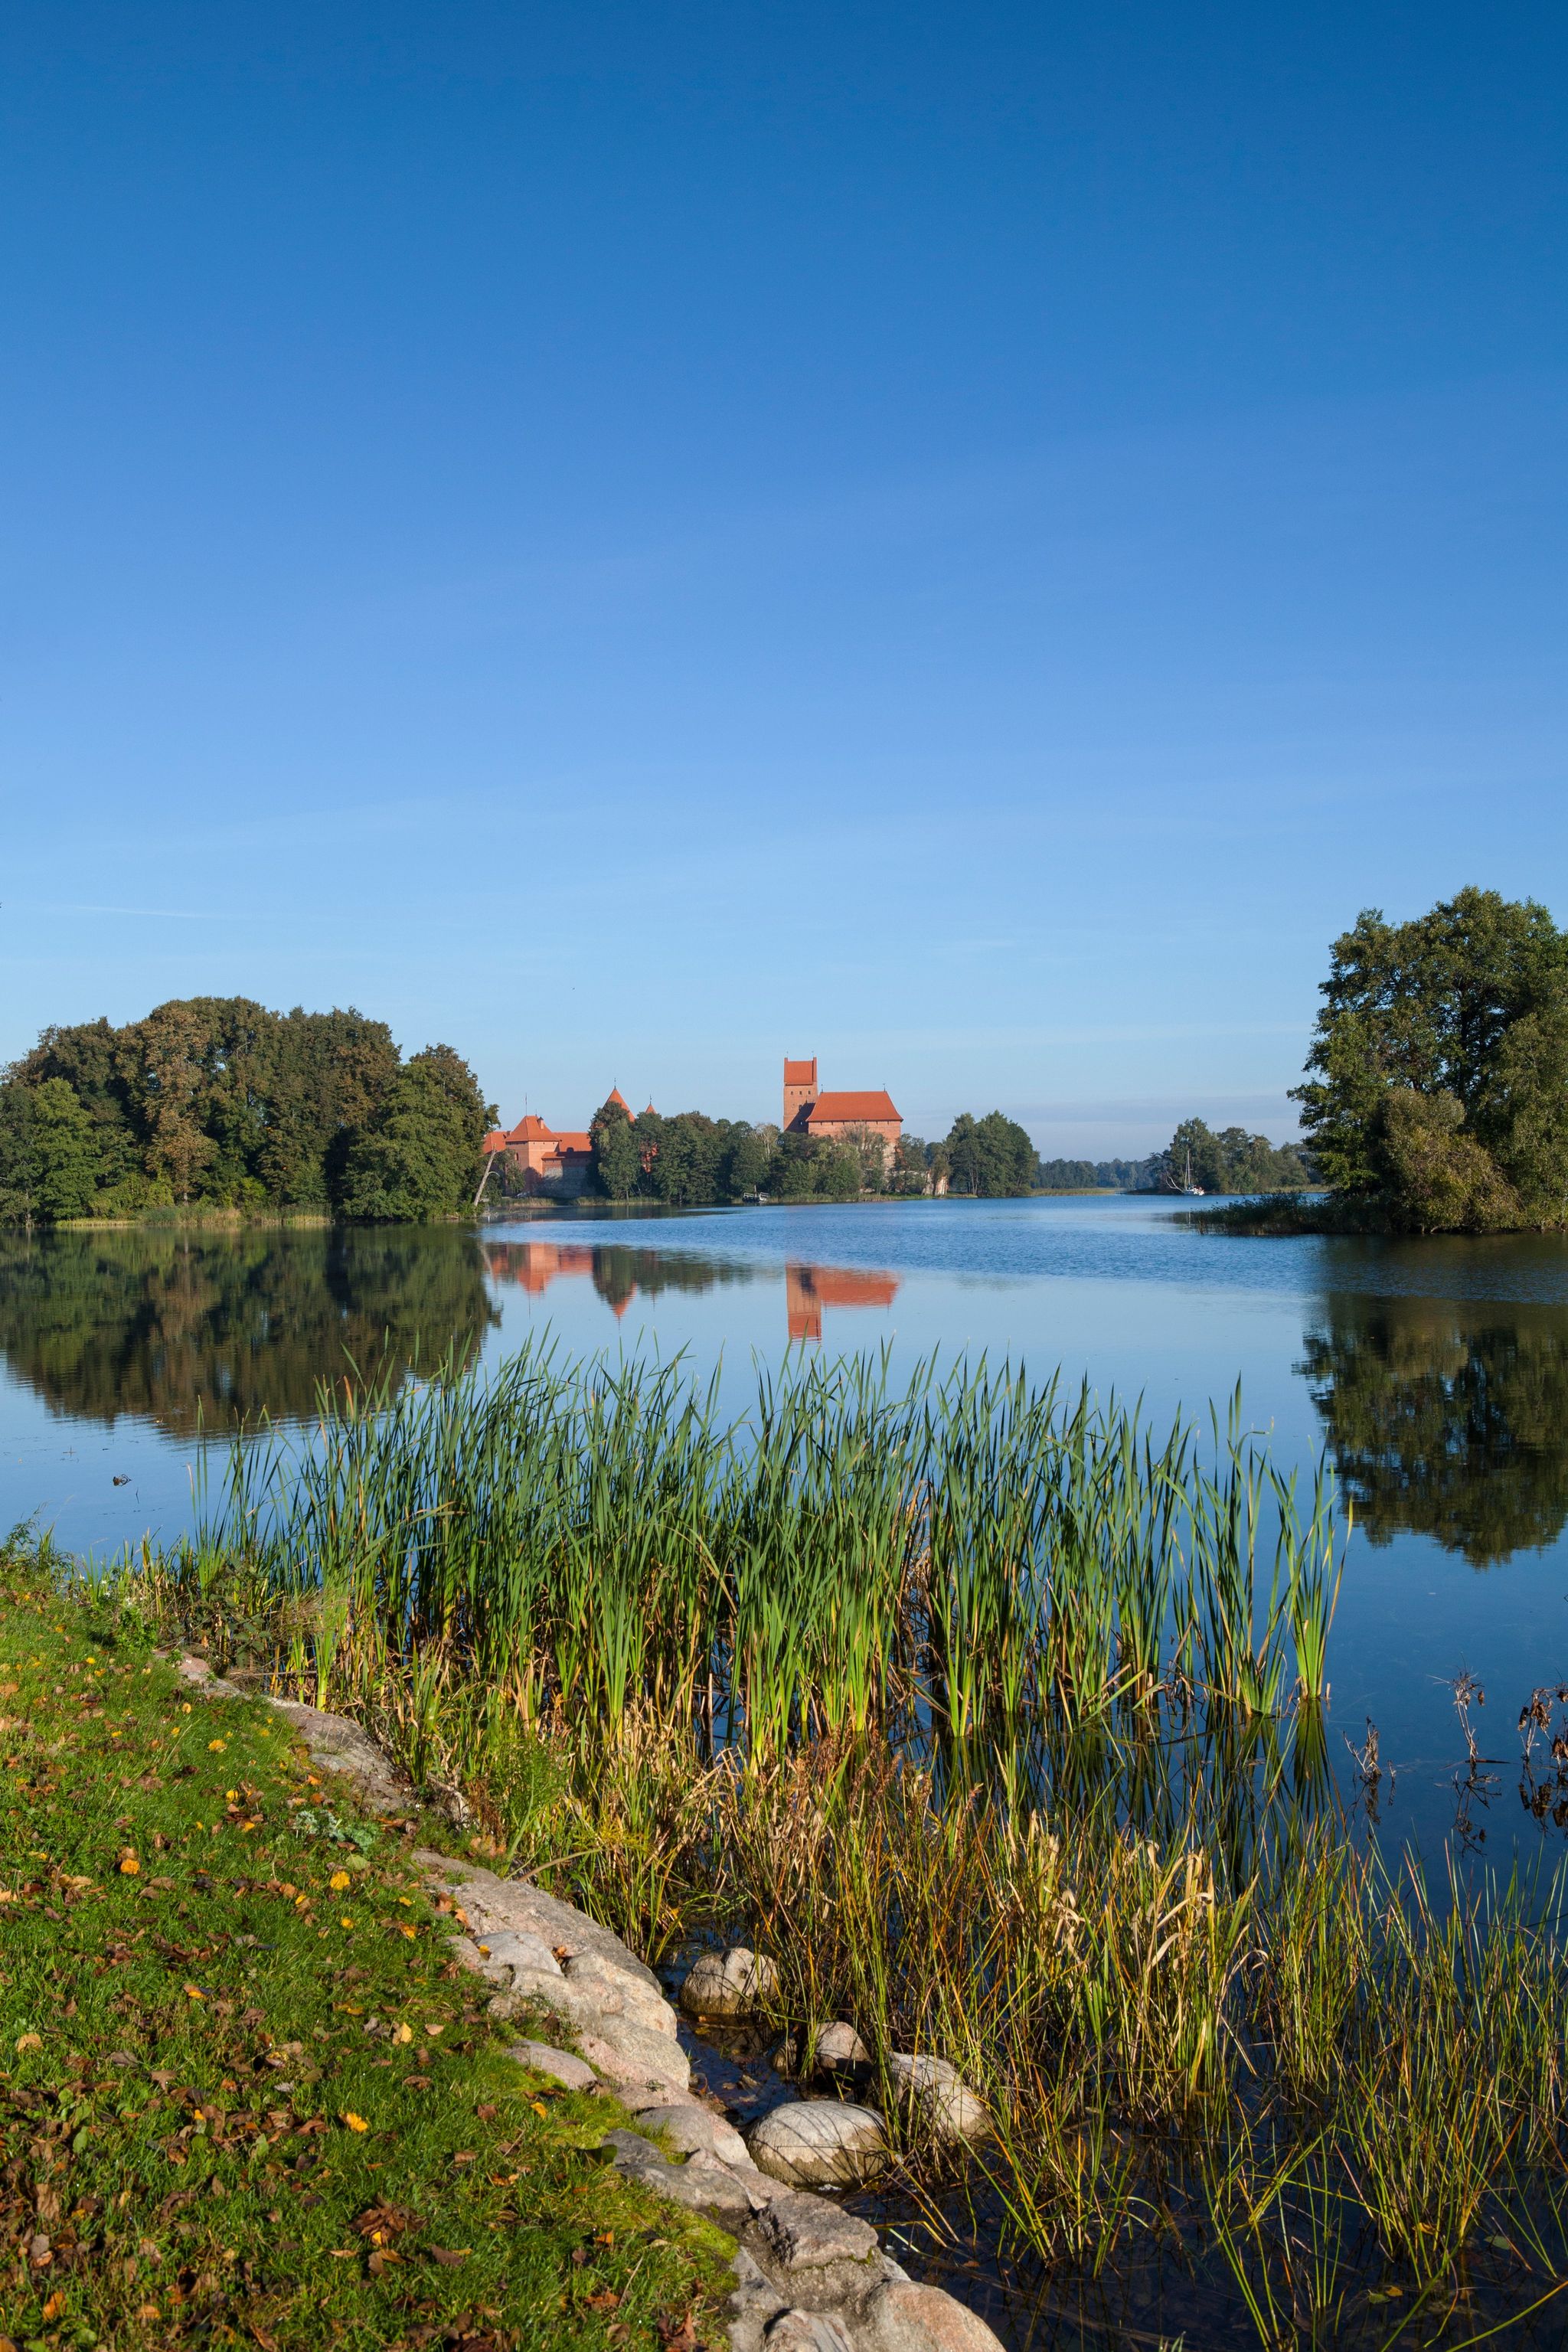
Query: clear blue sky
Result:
<box><xmin>3</xmin><ymin>3</ymin><xmax>1564</xmax><ymax>1154</ymax></box>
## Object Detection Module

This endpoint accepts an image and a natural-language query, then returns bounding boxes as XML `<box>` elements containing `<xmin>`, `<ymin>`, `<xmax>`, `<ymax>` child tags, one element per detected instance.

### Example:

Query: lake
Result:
<box><xmin>4</xmin><ymin>1192</ymin><xmax>1568</xmax><ymax>1862</ymax></box>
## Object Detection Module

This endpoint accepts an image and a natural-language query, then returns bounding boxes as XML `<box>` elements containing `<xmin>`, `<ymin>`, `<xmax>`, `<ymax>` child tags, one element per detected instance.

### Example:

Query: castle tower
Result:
<box><xmin>782</xmin><ymin>1056</ymin><xmax>818</xmax><ymax>1132</ymax></box>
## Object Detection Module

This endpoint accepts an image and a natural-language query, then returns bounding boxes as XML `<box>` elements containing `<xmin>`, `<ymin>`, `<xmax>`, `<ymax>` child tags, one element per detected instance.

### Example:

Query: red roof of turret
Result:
<box><xmin>505</xmin><ymin>1114</ymin><xmax>557</xmax><ymax>1142</ymax></box>
<box><xmin>783</xmin><ymin>1058</ymin><xmax>817</xmax><ymax>1087</ymax></box>
<box><xmin>606</xmin><ymin>1086</ymin><xmax>629</xmax><ymax>1112</ymax></box>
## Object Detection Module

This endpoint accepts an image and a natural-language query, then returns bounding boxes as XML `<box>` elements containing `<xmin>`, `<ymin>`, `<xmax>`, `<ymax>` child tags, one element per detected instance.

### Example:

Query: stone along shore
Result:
<box><xmin>179</xmin><ymin>1656</ymin><xmax>1005</xmax><ymax>2352</ymax></box>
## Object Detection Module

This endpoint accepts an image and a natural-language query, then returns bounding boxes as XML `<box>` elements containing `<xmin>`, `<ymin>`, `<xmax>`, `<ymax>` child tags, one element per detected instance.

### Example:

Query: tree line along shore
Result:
<box><xmin>3</xmin><ymin>887</ymin><xmax>1562</xmax><ymax>1233</ymax></box>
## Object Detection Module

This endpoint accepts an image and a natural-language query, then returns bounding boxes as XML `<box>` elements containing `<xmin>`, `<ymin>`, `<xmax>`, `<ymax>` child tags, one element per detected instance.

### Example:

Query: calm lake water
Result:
<box><xmin>5</xmin><ymin>1193</ymin><xmax>1568</xmax><ymax>1862</ymax></box>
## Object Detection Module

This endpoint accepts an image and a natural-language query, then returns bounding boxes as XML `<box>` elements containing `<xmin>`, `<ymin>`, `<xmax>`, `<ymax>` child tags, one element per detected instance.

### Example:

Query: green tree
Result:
<box><xmin>1475</xmin><ymin>981</ymin><xmax>1568</xmax><ymax>1228</ymax></box>
<box><xmin>30</xmin><ymin>1080</ymin><xmax>102</xmax><ymax>1220</ymax></box>
<box><xmin>590</xmin><ymin>1097</ymin><xmax>642</xmax><ymax>1201</ymax></box>
<box><xmin>890</xmin><ymin>1135</ymin><xmax>932</xmax><ymax>1195</ymax></box>
<box><xmin>720</xmin><ymin>1123</ymin><xmax>771</xmax><ymax>1199</ymax></box>
<box><xmin>1292</xmin><ymin>890</ymin><xmax>1568</xmax><ymax>1223</ymax></box>
<box><xmin>1159</xmin><ymin>1118</ymin><xmax>1309</xmax><ymax>1194</ymax></box>
<box><xmin>338</xmin><ymin>1048</ymin><xmax>492</xmax><ymax>1220</ymax></box>
<box><xmin>943</xmin><ymin>1111</ymin><xmax>1035</xmax><ymax>1196</ymax></box>
<box><xmin>1370</xmin><ymin>1088</ymin><xmax>1520</xmax><ymax>1234</ymax></box>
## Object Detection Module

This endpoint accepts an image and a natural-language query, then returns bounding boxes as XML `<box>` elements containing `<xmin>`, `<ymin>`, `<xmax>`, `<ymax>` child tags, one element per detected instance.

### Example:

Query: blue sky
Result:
<box><xmin>3</xmin><ymin>3</ymin><xmax>1564</xmax><ymax>1154</ymax></box>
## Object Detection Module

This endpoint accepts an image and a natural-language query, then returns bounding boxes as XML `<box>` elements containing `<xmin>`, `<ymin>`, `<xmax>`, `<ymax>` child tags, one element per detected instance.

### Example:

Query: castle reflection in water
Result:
<box><xmin>479</xmin><ymin>1241</ymin><xmax>898</xmax><ymax>1343</ymax></box>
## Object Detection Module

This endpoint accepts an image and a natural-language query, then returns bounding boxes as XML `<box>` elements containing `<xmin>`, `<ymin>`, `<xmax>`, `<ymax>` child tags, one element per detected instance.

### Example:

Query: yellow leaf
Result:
<box><xmin>184</xmin><ymin>1983</ymin><xmax>204</xmax><ymax>2001</ymax></box>
<box><xmin>329</xmin><ymin>1870</ymin><xmax>351</xmax><ymax>1892</ymax></box>
<box><xmin>15</xmin><ymin>2032</ymin><xmax>40</xmax><ymax>2053</ymax></box>
<box><xmin>207</xmin><ymin>1739</ymin><xmax>226</xmax><ymax>1752</ymax></box>
<box><xmin>339</xmin><ymin>1915</ymin><xmax>354</xmax><ymax>1929</ymax></box>
<box><xmin>119</xmin><ymin>1852</ymin><xmax>141</xmax><ymax>1876</ymax></box>
<box><xmin>42</xmin><ymin>2293</ymin><xmax>65</xmax><ymax>2320</ymax></box>
<box><xmin>341</xmin><ymin>2111</ymin><xmax>369</xmax><ymax>2133</ymax></box>
<box><xmin>531</xmin><ymin>2099</ymin><xmax>548</xmax><ymax>2118</ymax></box>
<box><xmin>399</xmin><ymin>1923</ymin><xmax>417</xmax><ymax>1939</ymax></box>
<box><xmin>392</xmin><ymin>2022</ymin><xmax>413</xmax><ymax>2043</ymax></box>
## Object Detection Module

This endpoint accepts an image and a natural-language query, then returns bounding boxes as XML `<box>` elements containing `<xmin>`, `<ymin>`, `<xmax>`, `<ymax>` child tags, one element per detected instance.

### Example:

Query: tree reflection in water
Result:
<box><xmin>0</xmin><ymin>1225</ymin><xmax>498</xmax><ymax>1435</ymax></box>
<box><xmin>1299</xmin><ymin>1293</ymin><xmax>1568</xmax><ymax>1566</ymax></box>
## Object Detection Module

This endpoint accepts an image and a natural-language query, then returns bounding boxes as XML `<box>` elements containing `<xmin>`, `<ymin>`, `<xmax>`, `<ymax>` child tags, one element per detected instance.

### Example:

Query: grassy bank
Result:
<box><xmin>106</xmin><ymin>1344</ymin><xmax>1568</xmax><ymax>2345</ymax></box>
<box><xmin>0</xmin><ymin>1544</ymin><xmax>730</xmax><ymax>2349</ymax></box>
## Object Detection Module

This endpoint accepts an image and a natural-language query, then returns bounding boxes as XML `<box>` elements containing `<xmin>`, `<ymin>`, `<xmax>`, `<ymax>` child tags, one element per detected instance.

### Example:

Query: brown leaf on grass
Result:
<box><xmin>354</xmin><ymin>2201</ymin><xmax>417</xmax><ymax>2239</ymax></box>
<box><xmin>586</xmin><ymin>2288</ymin><xmax>622</xmax><ymax>2311</ymax></box>
<box><xmin>426</xmin><ymin>2244</ymin><xmax>470</xmax><ymax>2265</ymax></box>
<box><xmin>655</xmin><ymin>2316</ymin><xmax>701</xmax><ymax>2351</ymax></box>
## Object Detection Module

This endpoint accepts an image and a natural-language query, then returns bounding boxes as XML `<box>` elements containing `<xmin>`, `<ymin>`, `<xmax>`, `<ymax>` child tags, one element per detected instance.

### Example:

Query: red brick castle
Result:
<box><xmin>782</xmin><ymin>1057</ymin><xmax>901</xmax><ymax>1168</ymax></box>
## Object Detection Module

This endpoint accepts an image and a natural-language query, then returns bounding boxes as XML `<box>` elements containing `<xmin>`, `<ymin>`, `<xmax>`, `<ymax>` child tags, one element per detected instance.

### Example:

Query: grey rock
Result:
<box><xmin>484</xmin><ymin>1969</ymin><xmax>603</xmax><ymax>2033</ymax></box>
<box><xmin>634</xmin><ymin>2101</ymin><xmax>753</xmax><ymax>2169</ymax></box>
<box><xmin>752</xmin><ymin>2190</ymin><xmax>880</xmax><ymax>2275</ymax></box>
<box><xmin>886</xmin><ymin>2053</ymin><xmax>991</xmax><ymax>2144</ymax></box>
<box><xmin>564</xmin><ymin>1948</ymin><xmax>681</xmax><ymax>2037</ymax></box>
<box><xmin>505</xmin><ymin>2039</ymin><xmax>599</xmax><ymax>2092</ymax></box>
<box><xmin>268</xmin><ymin>1698</ymin><xmax>411</xmax><ymax>1812</ymax></box>
<box><xmin>766</xmin><ymin>2313</ymin><xmax>854</xmax><ymax>2352</ymax></box>
<box><xmin>599</xmin><ymin>2130</ymin><xmax>755</xmax><ymax>2226</ymax></box>
<box><xmin>177</xmin><ymin>1655</ymin><xmax>244</xmax><ymax>1700</ymax></box>
<box><xmin>748</xmin><ymin>2100</ymin><xmax>887</xmax><ymax>2188</ymax></box>
<box><xmin>815</xmin><ymin>2022</ymin><xmax>872</xmax><ymax>2073</ymax></box>
<box><xmin>616</xmin><ymin>2079</ymin><xmax>707</xmax><ymax>2115</ymax></box>
<box><xmin>475</xmin><ymin>1928</ymin><xmax>562</xmax><ymax>1980</ymax></box>
<box><xmin>576</xmin><ymin>2014</ymin><xmax>692</xmax><ymax>2095</ymax></box>
<box><xmin>854</xmin><ymin>2281</ymin><xmax>1008</xmax><ymax>2351</ymax></box>
<box><xmin>679</xmin><ymin>1944</ymin><xmax>780</xmax><ymax>2018</ymax></box>
<box><xmin>412</xmin><ymin>1850</ymin><xmax>662</xmax><ymax>1992</ymax></box>
<box><xmin>745</xmin><ymin>2191</ymin><xmax>883</xmax><ymax>2312</ymax></box>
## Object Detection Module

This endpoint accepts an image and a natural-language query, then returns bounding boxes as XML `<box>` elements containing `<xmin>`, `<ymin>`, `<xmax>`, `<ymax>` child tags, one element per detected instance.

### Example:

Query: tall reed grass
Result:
<box><xmin>113</xmin><ymin>1345</ymin><xmax>1568</xmax><ymax>2344</ymax></box>
<box><xmin>178</xmin><ymin>1341</ymin><xmax>1344</xmax><ymax>1762</ymax></box>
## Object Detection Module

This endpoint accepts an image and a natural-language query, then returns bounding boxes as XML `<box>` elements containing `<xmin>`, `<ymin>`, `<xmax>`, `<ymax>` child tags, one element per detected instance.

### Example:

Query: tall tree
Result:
<box><xmin>943</xmin><ymin>1111</ymin><xmax>1035</xmax><ymax>1196</ymax></box>
<box><xmin>1294</xmin><ymin>890</ymin><xmax>1568</xmax><ymax>1204</ymax></box>
<box><xmin>338</xmin><ymin>1047</ymin><xmax>492</xmax><ymax>1221</ymax></box>
<box><xmin>590</xmin><ymin>1097</ymin><xmax>642</xmax><ymax>1201</ymax></box>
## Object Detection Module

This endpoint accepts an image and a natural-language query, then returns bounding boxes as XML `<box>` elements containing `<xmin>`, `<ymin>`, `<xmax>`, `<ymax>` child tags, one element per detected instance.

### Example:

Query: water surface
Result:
<box><xmin>4</xmin><ymin>1195</ymin><xmax>1568</xmax><ymax>1861</ymax></box>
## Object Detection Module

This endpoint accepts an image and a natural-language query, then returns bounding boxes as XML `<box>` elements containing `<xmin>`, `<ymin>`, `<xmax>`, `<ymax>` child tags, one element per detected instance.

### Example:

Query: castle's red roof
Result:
<box><xmin>555</xmin><ymin>1132</ymin><xmax>593</xmax><ymax>1154</ymax></box>
<box><xmin>783</xmin><ymin>1058</ymin><xmax>817</xmax><ymax>1087</ymax></box>
<box><xmin>805</xmin><ymin>1090</ymin><xmax>900</xmax><ymax>1125</ymax></box>
<box><xmin>606</xmin><ymin>1086</ymin><xmax>630</xmax><ymax>1112</ymax></box>
<box><xmin>482</xmin><ymin>1129</ymin><xmax>508</xmax><ymax>1155</ymax></box>
<box><xmin>505</xmin><ymin>1114</ymin><xmax>557</xmax><ymax>1142</ymax></box>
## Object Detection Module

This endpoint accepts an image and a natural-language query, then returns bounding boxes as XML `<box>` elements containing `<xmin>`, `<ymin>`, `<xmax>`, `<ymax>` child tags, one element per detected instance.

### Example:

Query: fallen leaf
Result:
<box><xmin>183</xmin><ymin>1984</ymin><xmax>205</xmax><ymax>2002</ymax></box>
<box><xmin>208</xmin><ymin>1738</ymin><xmax>226</xmax><ymax>1752</ymax></box>
<box><xmin>119</xmin><ymin>1852</ymin><xmax>141</xmax><ymax>1875</ymax></box>
<box><xmin>427</xmin><ymin>2245</ymin><xmax>469</xmax><ymax>2265</ymax></box>
<box><xmin>341</xmin><ymin>2111</ymin><xmax>370</xmax><ymax>2133</ymax></box>
<box><xmin>330</xmin><ymin>1870</ymin><xmax>351</xmax><ymax>1892</ymax></box>
<box><xmin>15</xmin><ymin>2032</ymin><xmax>40</xmax><ymax>2053</ymax></box>
<box><xmin>391</xmin><ymin>2022</ymin><xmax>413</xmax><ymax>2044</ymax></box>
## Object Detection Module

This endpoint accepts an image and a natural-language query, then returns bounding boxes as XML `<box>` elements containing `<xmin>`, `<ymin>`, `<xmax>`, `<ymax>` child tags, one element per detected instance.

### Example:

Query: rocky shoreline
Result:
<box><xmin>178</xmin><ymin>1657</ymin><xmax>1003</xmax><ymax>2352</ymax></box>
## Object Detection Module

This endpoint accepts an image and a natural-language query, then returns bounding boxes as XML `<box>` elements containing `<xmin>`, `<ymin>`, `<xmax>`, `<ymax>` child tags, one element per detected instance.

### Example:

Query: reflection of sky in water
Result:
<box><xmin>5</xmin><ymin>1194</ymin><xmax>1568</xmax><ymax>1862</ymax></box>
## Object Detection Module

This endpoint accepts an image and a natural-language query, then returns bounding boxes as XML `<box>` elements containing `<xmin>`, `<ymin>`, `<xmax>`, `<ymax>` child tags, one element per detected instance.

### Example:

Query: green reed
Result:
<box><xmin>184</xmin><ymin>1340</ymin><xmax>1344</xmax><ymax>1767</ymax></box>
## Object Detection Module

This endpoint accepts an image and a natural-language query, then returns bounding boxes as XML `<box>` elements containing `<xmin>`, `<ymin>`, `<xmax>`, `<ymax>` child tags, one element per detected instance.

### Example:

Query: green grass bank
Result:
<box><xmin>0</xmin><ymin>1553</ymin><xmax>731</xmax><ymax>2350</ymax></box>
